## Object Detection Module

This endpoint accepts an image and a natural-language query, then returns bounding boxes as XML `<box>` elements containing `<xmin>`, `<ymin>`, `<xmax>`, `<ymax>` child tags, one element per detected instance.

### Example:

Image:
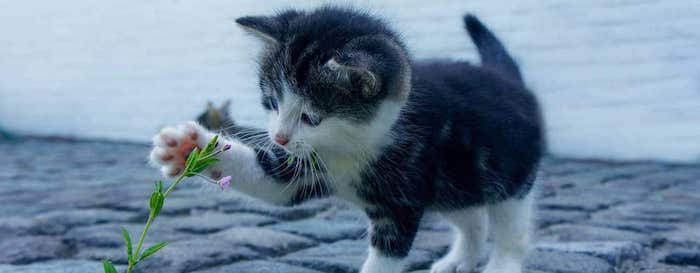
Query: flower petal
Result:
<box><xmin>218</xmin><ymin>176</ymin><xmax>232</xmax><ymax>191</ymax></box>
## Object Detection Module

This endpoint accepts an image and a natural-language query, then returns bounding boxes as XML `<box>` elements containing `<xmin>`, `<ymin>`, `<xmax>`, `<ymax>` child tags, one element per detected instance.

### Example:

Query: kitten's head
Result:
<box><xmin>236</xmin><ymin>7</ymin><xmax>411</xmax><ymax>157</ymax></box>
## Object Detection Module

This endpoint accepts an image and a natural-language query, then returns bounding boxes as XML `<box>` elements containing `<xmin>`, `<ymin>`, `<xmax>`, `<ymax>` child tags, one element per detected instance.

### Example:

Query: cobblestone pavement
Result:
<box><xmin>1</xmin><ymin>138</ymin><xmax>700</xmax><ymax>273</ymax></box>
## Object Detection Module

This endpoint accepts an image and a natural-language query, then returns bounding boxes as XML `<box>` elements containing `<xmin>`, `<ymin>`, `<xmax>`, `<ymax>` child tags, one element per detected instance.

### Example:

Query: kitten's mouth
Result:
<box><xmin>271</xmin><ymin>139</ymin><xmax>302</xmax><ymax>154</ymax></box>
<box><xmin>284</xmin><ymin>141</ymin><xmax>305</xmax><ymax>154</ymax></box>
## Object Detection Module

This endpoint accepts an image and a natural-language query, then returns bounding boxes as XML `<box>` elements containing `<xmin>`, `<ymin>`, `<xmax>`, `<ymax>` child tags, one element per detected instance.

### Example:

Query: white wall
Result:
<box><xmin>1</xmin><ymin>0</ymin><xmax>699</xmax><ymax>162</ymax></box>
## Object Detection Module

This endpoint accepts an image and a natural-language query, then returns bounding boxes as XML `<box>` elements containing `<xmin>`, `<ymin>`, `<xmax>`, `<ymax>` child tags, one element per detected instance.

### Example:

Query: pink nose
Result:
<box><xmin>274</xmin><ymin>134</ymin><xmax>289</xmax><ymax>146</ymax></box>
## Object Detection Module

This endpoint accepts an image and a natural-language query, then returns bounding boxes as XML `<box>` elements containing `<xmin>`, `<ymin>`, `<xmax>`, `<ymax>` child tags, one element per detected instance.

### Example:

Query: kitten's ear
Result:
<box><xmin>220</xmin><ymin>99</ymin><xmax>231</xmax><ymax>112</ymax></box>
<box><xmin>206</xmin><ymin>100</ymin><xmax>215</xmax><ymax>110</ymax></box>
<box><xmin>235</xmin><ymin>11</ymin><xmax>303</xmax><ymax>44</ymax></box>
<box><xmin>235</xmin><ymin>16</ymin><xmax>281</xmax><ymax>44</ymax></box>
<box><xmin>325</xmin><ymin>56</ymin><xmax>380</xmax><ymax>98</ymax></box>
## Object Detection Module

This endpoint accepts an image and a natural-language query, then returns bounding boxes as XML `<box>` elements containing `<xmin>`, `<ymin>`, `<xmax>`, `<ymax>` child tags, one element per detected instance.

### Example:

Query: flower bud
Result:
<box><xmin>218</xmin><ymin>176</ymin><xmax>232</xmax><ymax>191</ymax></box>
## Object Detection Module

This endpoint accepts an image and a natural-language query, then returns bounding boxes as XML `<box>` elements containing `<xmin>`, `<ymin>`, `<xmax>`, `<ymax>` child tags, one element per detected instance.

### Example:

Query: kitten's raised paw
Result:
<box><xmin>149</xmin><ymin>122</ymin><xmax>209</xmax><ymax>177</ymax></box>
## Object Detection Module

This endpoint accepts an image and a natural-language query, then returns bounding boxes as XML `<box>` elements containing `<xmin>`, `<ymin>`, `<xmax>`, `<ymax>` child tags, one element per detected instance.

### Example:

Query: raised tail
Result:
<box><xmin>464</xmin><ymin>14</ymin><xmax>523</xmax><ymax>84</ymax></box>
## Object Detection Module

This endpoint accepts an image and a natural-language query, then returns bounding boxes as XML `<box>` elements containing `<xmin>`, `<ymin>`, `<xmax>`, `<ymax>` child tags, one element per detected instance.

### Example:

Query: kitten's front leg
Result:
<box><xmin>149</xmin><ymin>121</ymin><xmax>299</xmax><ymax>205</ymax></box>
<box><xmin>361</xmin><ymin>209</ymin><xmax>422</xmax><ymax>273</ymax></box>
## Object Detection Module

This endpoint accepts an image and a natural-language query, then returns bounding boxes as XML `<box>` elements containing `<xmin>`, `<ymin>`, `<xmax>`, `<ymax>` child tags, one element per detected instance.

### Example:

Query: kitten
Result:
<box><xmin>150</xmin><ymin>7</ymin><xmax>543</xmax><ymax>273</ymax></box>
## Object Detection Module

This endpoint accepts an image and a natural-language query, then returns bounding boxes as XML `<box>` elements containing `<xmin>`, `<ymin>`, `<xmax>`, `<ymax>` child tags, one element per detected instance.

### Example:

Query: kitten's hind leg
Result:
<box><xmin>483</xmin><ymin>193</ymin><xmax>533</xmax><ymax>273</ymax></box>
<box><xmin>430</xmin><ymin>207</ymin><xmax>487</xmax><ymax>273</ymax></box>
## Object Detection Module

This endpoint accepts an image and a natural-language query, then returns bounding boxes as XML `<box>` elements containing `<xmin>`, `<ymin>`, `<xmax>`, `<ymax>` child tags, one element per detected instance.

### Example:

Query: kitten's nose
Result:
<box><xmin>274</xmin><ymin>134</ymin><xmax>289</xmax><ymax>146</ymax></box>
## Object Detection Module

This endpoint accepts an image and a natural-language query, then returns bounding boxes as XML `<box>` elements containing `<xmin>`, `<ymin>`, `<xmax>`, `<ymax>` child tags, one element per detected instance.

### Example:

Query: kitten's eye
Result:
<box><xmin>301</xmin><ymin>113</ymin><xmax>322</xmax><ymax>127</ymax></box>
<box><xmin>262</xmin><ymin>98</ymin><xmax>278</xmax><ymax>111</ymax></box>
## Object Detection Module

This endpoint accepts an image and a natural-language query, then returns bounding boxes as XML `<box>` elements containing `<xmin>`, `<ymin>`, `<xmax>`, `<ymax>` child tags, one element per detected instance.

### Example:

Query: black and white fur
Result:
<box><xmin>150</xmin><ymin>7</ymin><xmax>544</xmax><ymax>273</ymax></box>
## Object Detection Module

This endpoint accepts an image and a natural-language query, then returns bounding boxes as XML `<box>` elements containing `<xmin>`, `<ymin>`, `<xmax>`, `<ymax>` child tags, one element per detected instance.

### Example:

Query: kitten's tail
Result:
<box><xmin>464</xmin><ymin>14</ymin><xmax>523</xmax><ymax>84</ymax></box>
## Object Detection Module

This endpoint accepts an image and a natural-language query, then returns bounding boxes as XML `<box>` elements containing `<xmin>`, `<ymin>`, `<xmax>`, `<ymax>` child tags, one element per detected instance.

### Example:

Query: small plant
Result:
<box><xmin>102</xmin><ymin>136</ymin><xmax>231</xmax><ymax>273</ymax></box>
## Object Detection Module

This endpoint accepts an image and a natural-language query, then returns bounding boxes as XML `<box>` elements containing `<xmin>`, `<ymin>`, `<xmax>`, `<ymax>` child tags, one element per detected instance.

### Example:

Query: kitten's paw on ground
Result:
<box><xmin>149</xmin><ymin>122</ymin><xmax>210</xmax><ymax>177</ymax></box>
<box><xmin>430</xmin><ymin>257</ymin><xmax>472</xmax><ymax>273</ymax></box>
<box><xmin>482</xmin><ymin>259</ymin><xmax>521</xmax><ymax>273</ymax></box>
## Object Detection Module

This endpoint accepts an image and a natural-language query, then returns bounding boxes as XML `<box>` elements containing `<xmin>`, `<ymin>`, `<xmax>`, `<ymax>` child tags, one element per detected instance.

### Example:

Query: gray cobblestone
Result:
<box><xmin>133</xmin><ymin>239</ymin><xmax>260</xmax><ymax>273</ymax></box>
<box><xmin>269</xmin><ymin>210</ymin><xmax>367</xmax><ymax>242</ymax></box>
<box><xmin>64</xmin><ymin>223</ymin><xmax>189</xmax><ymax>248</ymax></box>
<box><xmin>663</xmin><ymin>250</ymin><xmax>700</xmax><ymax>268</ymax></box>
<box><xmin>538</xmin><ymin>224</ymin><xmax>652</xmax><ymax>245</ymax></box>
<box><xmin>0</xmin><ymin>236</ymin><xmax>75</xmax><ymax>264</ymax></box>
<box><xmin>163</xmin><ymin>211</ymin><xmax>277</xmax><ymax>234</ymax></box>
<box><xmin>0</xmin><ymin>260</ymin><xmax>105</xmax><ymax>273</ymax></box>
<box><xmin>525</xmin><ymin>250</ymin><xmax>614</xmax><ymax>273</ymax></box>
<box><xmin>209</xmin><ymin>227</ymin><xmax>317</xmax><ymax>255</ymax></box>
<box><xmin>1</xmin><ymin>139</ymin><xmax>700</xmax><ymax>272</ymax></box>
<box><xmin>192</xmin><ymin>261</ymin><xmax>324</xmax><ymax>273</ymax></box>
<box><xmin>638</xmin><ymin>264</ymin><xmax>700</xmax><ymax>273</ymax></box>
<box><xmin>0</xmin><ymin>217</ymin><xmax>33</xmax><ymax>238</ymax></box>
<box><xmin>536</xmin><ymin>241</ymin><xmax>643</xmax><ymax>265</ymax></box>
<box><xmin>32</xmin><ymin>209</ymin><xmax>138</xmax><ymax>235</ymax></box>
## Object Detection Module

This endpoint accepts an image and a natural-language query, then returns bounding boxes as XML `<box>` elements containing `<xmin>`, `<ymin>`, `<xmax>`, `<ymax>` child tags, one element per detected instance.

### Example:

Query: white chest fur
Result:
<box><xmin>314</xmin><ymin>100</ymin><xmax>404</xmax><ymax>206</ymax></box>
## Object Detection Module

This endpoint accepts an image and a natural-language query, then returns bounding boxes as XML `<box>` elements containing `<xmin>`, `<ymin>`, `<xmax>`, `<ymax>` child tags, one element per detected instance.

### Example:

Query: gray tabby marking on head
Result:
<box><xmin>196</xmin><ymin>100</ymin><xmax>235</xmax><ymax>134</ymax></box>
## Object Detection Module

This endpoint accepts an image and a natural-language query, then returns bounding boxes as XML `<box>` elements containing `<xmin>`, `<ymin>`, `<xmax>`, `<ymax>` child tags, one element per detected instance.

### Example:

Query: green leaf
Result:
<box><xmin>149</xmin><ymin>190</ymin><xmax>157</xmax><ymax>209</ymax></box>
<box><xmin>149</xmin><ymin>181</ymin><xmax>165</xmax><ymax>216</ymax></box>
<box><xmin>197</xmin><ymin>157</ymin><xmax>220</xmax><ymax>168</ymax></box>
<box><xmin>121</xmin><ymin>227</ymin><xmax>133</xmax><ymax>263</ymax></box>
<box><xmin>202</xmin><ymin>135</ymin><xmax>219</xmax><ymax>156</ymax></box>
<box><xmin>184</xmin><ymin>147</ymin><xmax>201</xmax><ymax>173</ymax></box>
<box><xmin>102</xmin><ymin>260</ymin><xmax>118</xmax><ymax>273</ymax></box>
<box><xmin>189</xmin><ymin>158</ymin><xmax>220</xmax><ymax>174</ymax></box>
<box><xmin>149</xmin><ymin>191</ymin><xmax>164</xmax><ymax>216</ymax></box>
<box><xmin>139</xmin><ymin>242</ymin><xmax>168</xmax><ymax>261</ymax></box>
<box><xmin>155</xmin><ymin>181</ymin><xmax>163</xmax><ymax>193</ymax></box>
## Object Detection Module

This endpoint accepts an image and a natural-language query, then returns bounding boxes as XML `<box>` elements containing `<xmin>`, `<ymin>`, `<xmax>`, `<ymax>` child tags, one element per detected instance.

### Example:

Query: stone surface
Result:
<box><xmin>134</xmin><ymin>239</ymin><xmax>260</xmax><ymax>273</ymax></box>
<box><xmin>536</xmin><ymin>241</ymin><xmax>643</xmax><ymax>265</ymax></box>
<box><xmin>538</xmin><ymin>224</ymin><xmax>652</xmax><ymax>245</ymax></box>
<box><xmin>209</xmin><ymin>227</ymin><xmax>317</xmax><ymax>255</ymax></box>
<box><xmin>536</xmin><ymin>209</ymin><xmax>589</xmax><ymax>229</ymax></box>
<box><xmin>163</xmin><ymin>211</ymin><xmax>277</xmax><ymax>234</ymax></box>
<box><xmin>280</xmin><ymin>239</ymin><xmax>368</xmax><ymax>273</ymax></box>
<box><xmin>0</xmin><ymin>236</ymin><xmax>74</xmax><ymax>264</ymax></box>
<box><xmin>525</xmin><ymin>249</ymin><xmax>614</xmax><ymax>273</ymax></box>
<box><xmin>0</xmin><ymin>259</ymin><xmax>104</xmax><ymax>273</ymax></box>
<box><xmin>193</xmin><ymin>261</ymin><xmax>324</xmax><ymax>273</ymax></box>
<box><xmin>1</xmin><ymin>139</ymin><xmax>700</xmax><ymax>273</ymax></box>
<box><xmin>270</xmin><ymin>209</ymin><xmax>367</xmax><ymax>242</ymax></box>
<box><xmin>31</xmin><ymin>208</ymin><xmax>137</xmax><ymax>235</ymax></box>
<box><xmin>638</xmin><ymin>264</ymin><xmax>700</xmax><ymax>273</ymax></box>
<box><xmin>64</xmin><ymin>223</ymin><xmax>188</xmax><ymax>248</ymax></box>
<box><xmin>663</xmin><ymin>250</ymin><xmax>700</xmax><ymax>267</ymax></box>
<box><xmin>0</xmin><ymin>217</ymin><xmax>33</xmax><ymax>238</ymax></box>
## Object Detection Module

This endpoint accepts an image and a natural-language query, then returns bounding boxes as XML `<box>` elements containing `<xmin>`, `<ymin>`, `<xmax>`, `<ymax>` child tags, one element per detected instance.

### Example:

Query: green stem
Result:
<box><xmin>126</xmin><ymin>173</ymin><xmax>187</xmax><ymax>273</ymax></box>
<box><xmin>126</xmin><ymin>211</ymin><xmax>154</xmax><ymax>273</ymax></box>
<box><xmin>163</xmin><ymin>172</ymin><xmax>187</xmax><ymax>198</ymax></box>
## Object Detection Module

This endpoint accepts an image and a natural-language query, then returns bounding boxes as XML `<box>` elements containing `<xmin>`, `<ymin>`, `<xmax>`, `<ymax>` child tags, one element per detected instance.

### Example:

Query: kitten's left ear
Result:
<box><xmin>220</xmin><ymin>99</ymin><xmax>231</xmax><ymax>112</ymax></box>
<box><xmin>235</xmin><ymin>10</ymin><xmax>303</xmax><ymax>44</ymax></box>
<box><xmin>235</xmin><ymin>16</ymin><xmax>281</xmax><ymax>44</ymax></box>
<box><xmin>326</xmin><ymin>55</ymin><xmax>380</xmax><ymax>98</ymax></box>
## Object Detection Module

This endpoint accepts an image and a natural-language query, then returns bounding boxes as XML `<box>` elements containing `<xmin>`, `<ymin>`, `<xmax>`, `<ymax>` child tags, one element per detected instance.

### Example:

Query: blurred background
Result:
<box><xmin>1</xmin><ymin>0</ymin><xmax>699</xmax><ymax>161</ymax></box>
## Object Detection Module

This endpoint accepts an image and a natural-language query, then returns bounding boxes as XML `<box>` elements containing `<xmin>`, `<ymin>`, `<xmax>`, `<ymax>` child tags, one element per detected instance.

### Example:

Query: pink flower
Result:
<box><xmin>218</xmin><ymin>176</ymin><xmax>232</xmax><ymax>191</ymax></box>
